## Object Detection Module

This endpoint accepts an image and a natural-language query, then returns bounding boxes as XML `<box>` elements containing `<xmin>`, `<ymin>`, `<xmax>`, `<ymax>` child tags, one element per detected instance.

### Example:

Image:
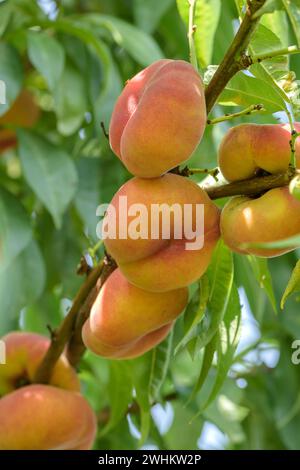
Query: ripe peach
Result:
<box><xmin>0</xmin><ymin>332</ymin><xmax>79</xmax><ymax>396</ymax></box>
<box><xmin>221</xmin><ymin>187</ymin><xmax>300</xmax><ymax>257</ymax></box>
<box><xmin>0</xmin><ymin>332</ymin><xmax>97</xmax><ymax>450</ymax></box>
<box><xmin>82</xmin><ymin>268</ymin><xmax>188</xmax><ymax>359</ymax></box>
<box><xmin>109</xmin><ymin>59</ymin><xmax>207</xmax><ymax>178</ymax></box>
<box><xmin>103</xmin><ymin>173</ymin><xmax>220</xmax><ymax>292</ymax></box>
<box><xmin>218</xmin><ymin>123</ymin><xmax>300</xmax><ymax>182</ymax></box>
<box><xmin>0</xmin><ymin>89</ymin><xmax>40</xmax><ymax>153</ymax></box>
<box><xmin>0</xmin><ymin>385</ymin><xmax>97</xmax><ymax>450</ymax></box>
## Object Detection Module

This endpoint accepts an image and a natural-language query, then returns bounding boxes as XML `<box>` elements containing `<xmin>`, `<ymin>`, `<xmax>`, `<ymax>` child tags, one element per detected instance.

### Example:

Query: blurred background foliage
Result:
<box><xmin>1</xmin><ymin>0</ymin><xmax>300</xmax><ymax>450</ymax></box>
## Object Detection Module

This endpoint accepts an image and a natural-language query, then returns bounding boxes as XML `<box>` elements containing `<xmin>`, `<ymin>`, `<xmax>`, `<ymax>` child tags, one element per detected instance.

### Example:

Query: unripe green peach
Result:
<box><xmin>218</xmin><ymin>123</ymin><xmax>300</xmax><ymax>182</ymax></box>
<box><xmin>109</xmin><ymin>59</ymin><xmax>207</xmax><ymax>178</ymax></box>
<box><xmin>82</xmin><ymin>268</ymin><xmax>188</xmax><ymax>359</ymax></box>
<box><xmin>103</xmin><ymin>173</ymin><xmax>220</xmax><ymax>292</ymax></box>
<box><xmin>220</xmin><ymin>187</ymin><xmax>300</xmax><ymax>257</ymax></box>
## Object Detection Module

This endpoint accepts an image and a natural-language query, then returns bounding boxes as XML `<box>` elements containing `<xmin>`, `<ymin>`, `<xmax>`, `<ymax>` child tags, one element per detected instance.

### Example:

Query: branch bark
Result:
<box><xmin>66</xmin><ymin>256</ymin><xmax>117</xmax><ymax>367</ymax></box>
<box><xmin>205</xmin><ymin>0</ymin><xmax>267</xmax><ymax>113</ymax></box>
<box><xmin>33</xmin><ymin>261</ymin><xmax>104</xmax><ymax>384</ymax></box>
<box><xmin>204</xmin><ymin>170</ymin><xmax>296</xmax><ymax>200</ymax></box>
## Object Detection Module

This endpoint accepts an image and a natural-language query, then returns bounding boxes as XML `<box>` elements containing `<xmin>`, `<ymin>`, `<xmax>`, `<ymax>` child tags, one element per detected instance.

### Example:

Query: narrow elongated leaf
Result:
<box><xmin>0</xmin><ymin>239</ymin><xmax>45</xmax><ymax>335</ymax></box>
<box><xmin>177</xmin><ymin>0</ymin><xmax>221</xmax><ymax>68</ymax></box>
<box><xmin>53</xmin><ymin>63</ymin><xmax>87</xmax><ymax>136</ymax></box>
<box><xmin>247</xmin><ymin>256</ymin><xmax>278</xmax><ymax>314</ymax></box>
<box><xmin>281</xmin><ymin>260</ymin><xmax>300</xmax><ymax>309</ymax></box>
<box><xmin>195</xmin><ymin>241</ymin><xmax>234</xmax><ymax>351</ymax></box>
<box><xmin>133</xmin><ymin>0</ymin><xmax>173</xmax><ymax>33</ymax></box>
<box><xmin>128</xmin><ymin>355</ymin><xmax>152</xmax><ymax>444</ymax></box>
<box><xmin>27</xmin><ymin>31</ymin><xmax>65</xmax><ymax>90</ymax></box>
<box><xmin>0</xmin><ymin>2</ymin><xmax>12</xmax><ymax>37</ymax></box>
<box><xmin>100</xmin><ymin>362</ymin><xmax>133</xmax><ymax>436</ymax></box>
<box><xmin>282</xmin><ymin>0</ymin><xmax>300</xmax><ymax>47</ymax></box>
<box><xmin>200</xmin><ymin>285</ymin><xmax>242</xmax><ymax>410</ymax></box>
<box><xmin>190</xmin><ymin>333</ymin><xmax>218</xmax><ymax>399</ymax></box>
<box><xmin>82</xmin><ymin>14</ymin><xmax>164</xmax><ymax>66</ymax></box>
<box><xmin>18</xmin><ymin>130</ymin><xmax>78</xmax><ymax>229</ymax></box>
<box><xmin>175</xmin><ymin>275</ymin><xmax>209</xmax><ymax>355</ymax></box>
<box><xmin>149</xmin><ymin>330</ymin><xmax>173</xmax><ymax>402</ymax></box>
<box><xmin>0</xmin><ymin>188</ymin><xmax>32</xmax><ymax>272</ymax></box>
<box><xmin>246</xmin><ymin>234</ymin><xmax>300</xmax><ymax>250</ymax></box>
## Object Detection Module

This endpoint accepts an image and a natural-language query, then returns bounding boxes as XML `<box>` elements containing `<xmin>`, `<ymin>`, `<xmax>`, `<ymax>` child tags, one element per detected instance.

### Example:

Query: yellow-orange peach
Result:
<box><xmin>0</xmin><ymin>89</ymin><xmax>40</xmax><ymax>153</ymax></box>
<box><xmin>221</xmin><ymin>187</ymin><xmax>300</xmax><ymax>257</ymax></box>
<box><xmin>0</xmin><ymin>385</ymin><xmax>97</xmax><ymax>450</ymax></box>
<box><xmin>82</xmin><ymin>268</ymin><xmax>188</xmax><ymax>359</ymax></box>
<box><xmin>218</xmin><ymin>123</ymin><xmax>300</xmax><ymax>182</ymax></box>
<box><xmin>109</xmin><ymin>59</ymin><xmax>206</xmax><ymax>178</ymax></box>
<box><xmin>0</xmin><ymin>332</ymin><xmax>79</xmax><ymax>396</ymax></box>
<box><xmin>0</xmin><ymin>332</ymin><xmax>97</xmax><ymax>450</ymax></box>
<box><xmin>103</xmin><ymin>173</ymin><xmax>220</xmax><ymax>292</ymax></box>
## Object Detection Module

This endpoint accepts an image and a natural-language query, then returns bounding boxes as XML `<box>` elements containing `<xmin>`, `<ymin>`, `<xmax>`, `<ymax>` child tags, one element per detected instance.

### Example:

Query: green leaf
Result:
<box><xmin>219</xmin><ymin>71</ymin><xmax>288</xmax><ymax>112</ymax></box>
<box><xmin>93</xmin><ymin>48</ymin><xmax>122</xmax><ymax>129</ymax></box>
<box><xmin>253</xmin><ymin>0</ymin><xmax>283</xmax><ymax>17</ymax></box>
<box><xmin>281</xmin><ymin>260</ymin><xmax>300</xmax><ymax>309</ymax></box>
<box><xmin>27</xmin><ymin>30</ymin><xmax>65</xmax><ymax>90</ymax></box>
<box><xmin>247</xmin><ymin>256</ymin><xmax>278</xmax><ymax>314</ymax></box>
<box><xmin>18</xmin><ymin>130</ymin><xmax>78</xmax><ymax>229</ymax></box>
<box><xmin>176</xmin><ymin>0</ymin><xmax>221</xmax><ymax>68</ymax></box>
<box><xmin>194</xmin><ymin>240</ymin><xmax>234</xmax><ymax>351</ymax></box>
<box><xmin>0</xmin><ymin>2</ymin><xmax>12</xmax><ymax>37</ymax></box>
<box><xmin>149</xmin><ymin>330</ymin><xmax>173</xmax><ymax>402</ymax></box>
<box><xmin>128</xmin><ymin>355</ymin><xmax>152</xmax><ymax>444</ymax></box>
<box><xmin>0</xmin><ymin>188</ymin><xmax>32</xmax><ymax>273</ymax></box>
<box><xmin>100</xmin><ymin>362</ymin><xmax>133</xmax><ymax>436</ymax></box>
<box><xmin>0</xmin><ymin>43</ymin><xmax>23</xmax><ymax>116</ymax></box>
<box><xmin>282</xmin><ymin>0</ymin><xmax>300</xmax><ymax>47</ymax></box>
<box><xmin>83</xmin><ymin>14</ymin><xmax>164</xmax><ymax>66</ymax></box>
<box><xmin>250</xmin><ymin>63</ymin><xmax>289</xmax><ymax>105</ymax></box>
<box><xmin>251</xmin><ymin>24</ymin><xmax>283</xmax><ymax>56</ymax></box>
<box><xmin>133</xmin><ymin>0</ymin><xmax>173</xmax><ymax>33</ymax></box>
<box><xmin>75</xmin><ymin>158</ymin><xmax>102</xmax><ymax>242</ymax></box>
<box><xmin>261</xmin><ymin>9</ymin><xmax>289</xmax><ymax>47</ymax></box>
<box><xmin>191</xmin><ymin>333</ymin><xmax>218</xmax><ymax>398</ymax></box>
<box><xmin>53</xmin><ymin>63</ymin><xmax>88</xmax><ymax>135</ymax></box>
<box><xmin>245</xmin><ymin>234</ymin><xmax>300</xmax><ymax>250</ymax></box>
<box><xmin>200</xmin><ymin>284</ymin><xmax>242</xmax><ymax>411</ymax></box>
<box><xmin>0</xmin><ymin>239</ymin><xmax>45</xmax><ymax>335</ymax></box>
<box><xmin>164</xmin><ymin>401</ymin><xmax>204</xmax><ymax>450</ymax></box>
<box><xmin>175</xmin><ymin>275</ymin><xmax>209</xmax><ymax>355</ymax></box>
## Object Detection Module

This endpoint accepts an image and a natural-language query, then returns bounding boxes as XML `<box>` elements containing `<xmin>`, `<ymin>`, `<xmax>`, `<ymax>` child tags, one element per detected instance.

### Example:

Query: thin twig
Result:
<box><xmin>188</xmin><ymin>0</ymin><xmax>198</xmax><ymax>70</ymax></box>
<box><xmin>207</xmin><ymin>104</ymin><xmax>265</xmax><ymax>125</ymax></box>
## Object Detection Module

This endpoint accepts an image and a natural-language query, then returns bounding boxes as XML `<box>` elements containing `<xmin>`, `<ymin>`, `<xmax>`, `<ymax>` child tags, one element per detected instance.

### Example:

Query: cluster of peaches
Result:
<box><xmin>1</xmin><ymin>59</ymin><xmax>300</xmax><ymax>450</ymax></box>
<box><xmin>82</xmin><ymin>59</ymin><xmax>300</xmax><ymax>362</ymax></box>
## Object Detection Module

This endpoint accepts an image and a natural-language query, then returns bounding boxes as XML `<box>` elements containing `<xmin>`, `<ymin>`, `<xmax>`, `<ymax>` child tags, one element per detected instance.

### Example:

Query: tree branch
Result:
<box><xmin>33</xmin><ymin>261</ymin><xmax>104</xmax><ymax>384</ymax></box>
<box><xmin>205</xmin><ymin>0</ymin><xmax>267</xmax><ymax>113</ymax></box>
<box><xmin>204</xmin><ymin>170</ymin><xmax>296</xmax><ymax>200</ymax></box>
<box><xmin>66</xmin><ymin>256</ymin><xmax>117</xmax><ymax>367</ymax></box>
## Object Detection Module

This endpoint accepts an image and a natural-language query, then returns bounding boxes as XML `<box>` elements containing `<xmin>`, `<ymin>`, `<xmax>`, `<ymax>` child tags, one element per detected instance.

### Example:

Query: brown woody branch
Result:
<box><xmin>205</xmin><ymin>170</ymin><xmax>296</xmax><ymax>200</ymax></box>
<box><xmin>205</xmin><ymin>0</ymin><xmax>267</xmax><ymax>113</ymax></box>
<box><xmin>33</xmin><ymin>261</ymin><xmax>105</xmax><ymax>384</ymax></box>
<box><xmin>66</xmin><ymin>256</ymin><xmax>117</xmax><ymax>367</ymax></box>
